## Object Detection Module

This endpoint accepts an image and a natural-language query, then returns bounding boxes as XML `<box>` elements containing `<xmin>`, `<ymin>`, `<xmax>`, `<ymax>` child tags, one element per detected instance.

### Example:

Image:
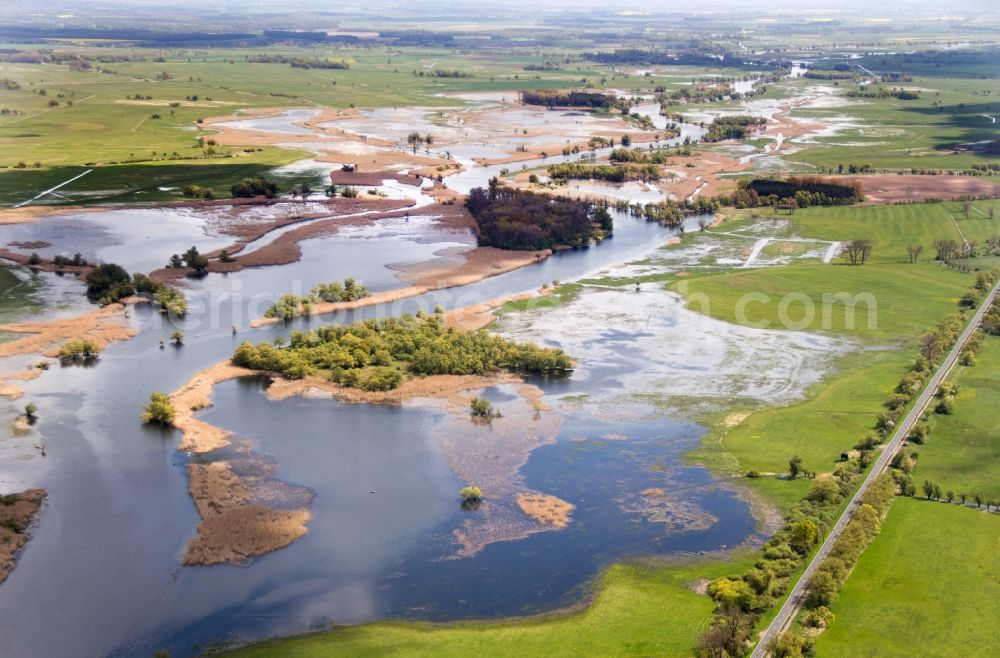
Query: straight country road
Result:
<box><xmin>750</xmin><ymin>277</ymin><xmax>1000</xmax><ymax>657</ymax></box>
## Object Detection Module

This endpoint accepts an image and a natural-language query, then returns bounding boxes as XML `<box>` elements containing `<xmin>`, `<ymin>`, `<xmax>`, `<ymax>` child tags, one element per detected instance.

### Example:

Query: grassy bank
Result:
<box><xmin>811</xmin><ymin>498</ymin><xmax>999</xmax><ymax>657</ymax></box>
<box><xmin>225</xmin><ymin>556</ymin><xmax>756</xmax><ymax>657</ymax></box>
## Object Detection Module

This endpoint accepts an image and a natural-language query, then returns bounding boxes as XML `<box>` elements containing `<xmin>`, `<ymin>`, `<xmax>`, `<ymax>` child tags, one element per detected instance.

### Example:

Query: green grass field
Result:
<box><xmin>675</xmin><ymin>201</ymin><xmax>986</xmax><ymax>502</ymax></box>
<box><xmin>918</xmin><ymin>333</ymin><xmax>1000</xmax><ymax>500</ymax></box>
<box><xmin>786</xmin><ymin>73</ymin><xmax>1000</xmax><ymax>171</ymax></box>
<box><xmin>224</xmin><ymin>556</ymin><xmax>757</xmax><ymax>658</ymax></box>
<box><xmin>811</xmin><ymin>498</ymin><xmax>1000</xmax><ymax>658</ymax></box>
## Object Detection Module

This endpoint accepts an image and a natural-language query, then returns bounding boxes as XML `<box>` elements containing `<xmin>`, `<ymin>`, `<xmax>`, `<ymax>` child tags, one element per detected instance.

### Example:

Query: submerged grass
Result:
<box><xmin>225</xmin><ymin>554</ymin><xmax>759</xmax><ymax>658</ymax></box>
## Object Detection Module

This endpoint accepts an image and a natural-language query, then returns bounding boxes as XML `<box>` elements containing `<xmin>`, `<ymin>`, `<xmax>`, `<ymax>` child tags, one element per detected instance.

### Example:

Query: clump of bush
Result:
<box><xmin>470</xmin><ymin>396</ymin><xmax>501</xmax><ymax>420</ymax></box>
<box><xmin>58</xmin><ymin>339</ymin><xmax>100</xmax><ymax>362</ymax></box>
<box><xmin>230</xmin><ymin>176</ymin><xmax>278</xmax><ymax>199</ymax></box>
<box><xmin>460</xmin><ymin>486</ymin><xmax>483</xmax><ymax>502</ymax></box>
<box><xmin>141</xmin><ymin>392</ymin><xmax>176</xmax><ymax>425</ymax></box>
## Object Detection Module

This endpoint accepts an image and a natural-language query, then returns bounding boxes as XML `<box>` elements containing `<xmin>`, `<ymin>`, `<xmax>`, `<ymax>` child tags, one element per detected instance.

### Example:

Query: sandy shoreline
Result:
<box><xmin>248</xmin><ymin>244</ymin><xmax>549</xmax><ymax>329</ymax></box>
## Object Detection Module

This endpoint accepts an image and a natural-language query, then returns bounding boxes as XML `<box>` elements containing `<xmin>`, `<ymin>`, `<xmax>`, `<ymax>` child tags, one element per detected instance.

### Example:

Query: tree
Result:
<box><xmin>182</xmin><ymin>246</ymin><xmax>209</xmax><ymax>274</ymax></box>
<box><xmin>24</xmin><ymin>403</ymin><xmax>37</xmax><ymax>419</ymax></box>
<box><xmin>960</xmin><ymin>492</ymin><xmax>968</xmax><ymax>504</ymax></box>
<box><xmin>806</xmin><ymin>569</ymin><xmax>840</xmax><ymax>607</ymax></box>
<box><xmin>933</xmin><ymin>484</ymin><xmax>943</xmax><ymax>501</ymax></box>
<box><xmin>922</xmin><ymin>480</ymin><xmax>935</xmax><ymax>499</ymax></box>
<box><xmin>28</xmin><ymin>252</ymin><xmax>41</xmax><ymax>265</ymax></box>
<box><xmin>906</xmin><ymin>244</ymin><xmax>924</xmax><ymax>263</ymax></box>
<box><xmin>946</xmin><ymin>490</ymin><xmax>954</xmax><ymax>503</ymax></box>
<box><xmin>142</xmin><ymin>392</ymin><xmax>176</xmax><ymax>426</ymax></box>
<box><xmin>973</xmin><ymin>492</ymin><xmax>984</xmax><ymax>508</ymax></box>
<box><xmin>788</xmin><ymin>519</ymin><xmax>819</xmax><ymax>554</ymax></box>
<box><xmin>230</xmin><ymin>176</ymin><xmax>278</xmax><ymax>199</ymax></box>
<box><xmin>933</xmin><ymin>239</ymin><xmax>959</xmax><ymax>261</ymax></box>
<box><xmin>842</xmin><ymin>239</ymin><xmax>873</xmax><ymax>265</ymax></box>
<box><xmin>170</xmin><ymin>331</ymin><xmax>184</xmax><ymax>346</ymax></box>
<box><xmin>807</xmin><ymin>475</ymin><xmax>842</xmax><ymax>504</ymax></box>
<box><xmin>706</xmin><ymin>577</ymin><xmax>756</xmax><ymax>612</ymax></box>
<box><xmin>85</xmin><ymin>263</ymin><xmax>133</xmax><ymax>302</ymax></box>
<box><xmin>788</xmin><ymin>455</ymin><xmax>803</xmax><ymax>479</ymax></box>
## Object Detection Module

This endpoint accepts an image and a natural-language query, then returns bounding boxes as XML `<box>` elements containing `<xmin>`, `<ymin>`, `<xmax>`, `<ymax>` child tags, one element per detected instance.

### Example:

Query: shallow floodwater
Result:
<box><xmin>1</xmin><ymin>102</ymin><xmax>754</xmax><ymax>657</ymax></box>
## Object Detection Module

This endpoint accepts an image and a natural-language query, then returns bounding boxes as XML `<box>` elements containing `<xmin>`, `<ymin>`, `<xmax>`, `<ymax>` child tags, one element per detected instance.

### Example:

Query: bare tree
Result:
<box><xmin>906</xmin><ymin>244</ymin><xmax>924</xmax><ymax>263</ymax></box>
<box><xmin>920</xmin><ymin>333</ymin><xmax>941</xmax><ymax>362</ymax></box>
<box><xmin>962</xmin><ymin>199</ymin><xmax>972</xmax><ymax>219</ymax></box>
<box><xmin>843</xmin><ymin>239</ymin><xmax>873</xmax><ymax>265</ymax></box>
<box><xmin>933</xmin><ymin>239</ymin><xmax>959</xmax><ymax>261</ymax></box>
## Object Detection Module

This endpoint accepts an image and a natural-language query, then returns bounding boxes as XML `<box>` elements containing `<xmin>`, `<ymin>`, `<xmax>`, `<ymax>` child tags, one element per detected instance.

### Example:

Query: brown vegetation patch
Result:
<box><xmin>516</xmin><ymin>493</ymin><xmax>575</xmax><ymax>528</ymax></box>
<box><xmin>182</xmin><ymin>505</ymin><xmax>311</xmax><ymax>566</ymax></box>
<box><xmin>0</xmin><ymin>302</ymin><xmax>136</xmax><ymax>360</ymax></box>
<box><xmin>0</xmin><ymin>489</ymin><xmax>45</xmax><ymax>584</ymax></box>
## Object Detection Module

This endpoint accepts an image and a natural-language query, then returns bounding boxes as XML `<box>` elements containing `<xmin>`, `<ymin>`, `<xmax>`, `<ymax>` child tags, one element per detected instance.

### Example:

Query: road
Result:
<box><xmin>750</xmin><ymin>278</ymin><xmax>1000</xmax><ymax>657</ymax></box>
<box><xmin>13</xmin><ymin>169</ymin><xmax>93</xmax><ymax>208</ymax></box>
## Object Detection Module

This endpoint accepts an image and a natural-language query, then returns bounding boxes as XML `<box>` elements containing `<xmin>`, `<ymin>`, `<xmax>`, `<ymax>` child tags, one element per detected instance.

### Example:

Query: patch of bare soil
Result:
<box><xmin>0</xmin><ymin>489</ymin><xmax>45</xmax><ymax>584</ymax></box>
<box><xmin>329</xmin><ymin>170</ymin><xmax>423</xmax><ymax>187</ymax></box>
<box><xmin>516</xmin><ymin>493</ymin><xmax>575</xmax><ymax>528</ymax></box>
<box><xmin>844</xmin><ymin>174</ymin><xmax>1000</xmax><ymax>204</ymax></box>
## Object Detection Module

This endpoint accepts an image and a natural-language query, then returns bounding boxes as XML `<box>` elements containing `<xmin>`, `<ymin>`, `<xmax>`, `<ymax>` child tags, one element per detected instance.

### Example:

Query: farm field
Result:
<box><xmin>811</xmin><ymin>497</ymin><xmax>1000</xmax><ymax>658</ymax></box>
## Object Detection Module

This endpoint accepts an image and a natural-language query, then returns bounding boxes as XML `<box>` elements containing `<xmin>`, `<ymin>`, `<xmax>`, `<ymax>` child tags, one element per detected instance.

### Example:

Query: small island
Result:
<box><xmin>465</xmin><ymin>182</ymin><xmax>613</xmax><ymax>251</ymax></box>
<box><xmin>233</xmin><ymin>312</ymin><xmax>573</xmax><ymax>392</ymax></box>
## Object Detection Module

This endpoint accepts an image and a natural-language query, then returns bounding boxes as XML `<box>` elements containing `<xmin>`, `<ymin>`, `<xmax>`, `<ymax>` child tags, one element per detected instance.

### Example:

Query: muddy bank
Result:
<box><xmin>329</xmin><ymin>170</ymin><xmax>423</xmax><ymax>187</ymax></box>
<box><xmin>0</xmin><ymin>489</ymin><xmax>46</xmax><ymax>584</ymax></box>
<box><xmin>149</xmin><ymin>199</ymin><xmax>416</xmax><ymax>283</ymax></box>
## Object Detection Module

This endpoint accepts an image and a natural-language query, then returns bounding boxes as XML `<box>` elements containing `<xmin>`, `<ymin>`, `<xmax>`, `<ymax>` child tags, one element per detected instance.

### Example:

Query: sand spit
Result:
<box><xmin>249</xmin><ymin>232</ymin><xmax>548</xmax><ymax>329</ymax></box>
<box><xmin>517</xmin><ymin>493</ymin><xmax>575</xmax><ymax>528</ymax></box>
<box><xmin>0</xmin><ymin>489</ymin><xmax>46</xmax><ymax>584</ymax></box>
<box><xmin>170</xmin><ymin>361</ymin><xmax>257</xmax><ymax>453</ymax></box>
<box><xmin>182</xmin><ymin>461</ymin><xmax>310</xmax><ymax>566</ymax></box>
<box><xmin>265</xmin><ymin>371</ymin><xmax>522</xmax><ymax>406</ymax></box>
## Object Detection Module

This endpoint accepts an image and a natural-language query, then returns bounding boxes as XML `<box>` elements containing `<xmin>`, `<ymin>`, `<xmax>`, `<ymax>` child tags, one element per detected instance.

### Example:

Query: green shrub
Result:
<box><xmin>141</xmin><ymin>392</ymin><xmax>176</xmax><ymax>426</ymax></box>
